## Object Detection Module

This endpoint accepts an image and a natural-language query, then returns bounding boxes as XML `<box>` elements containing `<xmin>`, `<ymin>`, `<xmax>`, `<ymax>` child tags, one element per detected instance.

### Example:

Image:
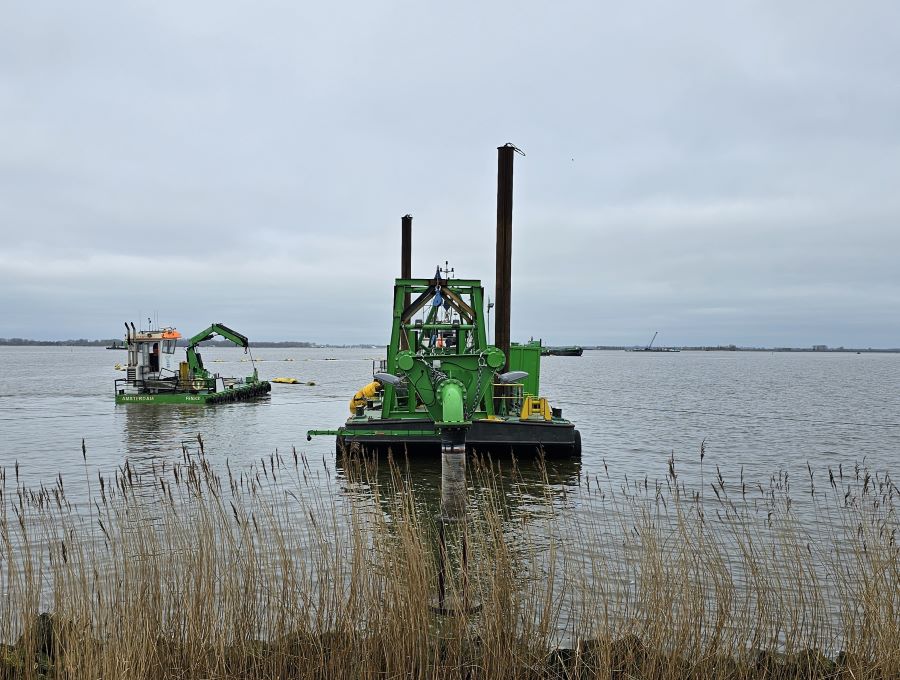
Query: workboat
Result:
<box><xmin>307</xmin><ymin>145</ymin><xmax>580</xmax><ymax>457</ymax></box>
<box><xmin>542</xmin><ymin>345</ymin><xmax>583</xmax><ymax>356</ymax></box>
<box><xmin>114</xmin><ymin>322</ymin><xmax>271</xmax><ymax>404</ymax></box>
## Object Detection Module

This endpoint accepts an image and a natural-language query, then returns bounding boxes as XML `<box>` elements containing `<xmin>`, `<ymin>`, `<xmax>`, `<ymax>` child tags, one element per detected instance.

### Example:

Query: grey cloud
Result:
<box><xmin>1</xmin><ymin>1</ymin><xmax>898</xmax><ymax>346</ymax></box>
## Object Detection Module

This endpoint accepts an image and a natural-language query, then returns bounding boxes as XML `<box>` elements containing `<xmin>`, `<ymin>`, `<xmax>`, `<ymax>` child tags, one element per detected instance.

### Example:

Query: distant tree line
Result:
<box><xmin>0</xmin><ymin>338</ymin><xmax>376</xmax><ymax>349</ymax></box>
<box><xmin>6</xmin><ymin>338</ymin><xmax>893</xmax><ymax>352</ymax></box>
<box><xmin>190</xmin><ymin>340</ymin><xmax>318</xmax><ymax>348</ymax></box>
<box><xmin>0</xmin><ymin>338</ymin><xmax>120</xmax><ymax>346</ymax></box>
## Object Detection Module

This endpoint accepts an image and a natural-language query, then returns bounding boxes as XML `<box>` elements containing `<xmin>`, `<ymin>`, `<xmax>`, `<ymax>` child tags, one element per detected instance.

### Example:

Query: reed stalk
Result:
<box><xmin>0</xmin><ymin>443</ymin><xmax>897</xmax><ymax>679</ymax></box>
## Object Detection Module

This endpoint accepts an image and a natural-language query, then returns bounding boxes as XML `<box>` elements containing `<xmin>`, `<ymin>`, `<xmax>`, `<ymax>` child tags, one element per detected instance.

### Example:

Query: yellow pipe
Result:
<box><xmin>349</xmin><ymin>381</ymin><xmax>382</xmax><ymax>414</ymax></box>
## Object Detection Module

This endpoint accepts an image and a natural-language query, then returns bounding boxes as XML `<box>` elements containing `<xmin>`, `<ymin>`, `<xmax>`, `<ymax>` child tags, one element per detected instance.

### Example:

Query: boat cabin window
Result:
<box><xmin>162</xmin><ymin>339</ymin><xmax>176</xmax><ymax>354</ymax></box>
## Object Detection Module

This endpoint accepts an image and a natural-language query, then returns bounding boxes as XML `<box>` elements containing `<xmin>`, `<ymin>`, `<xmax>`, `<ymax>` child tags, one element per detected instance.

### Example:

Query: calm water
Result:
<box><xmin>1</xmin><ymin>346</ymin><xmax>898</xmax><ymax>643</ymax></box>
<box><xmin>1</xmin><ymin>346</ymin><xmax>897</xmax><ymax>491</ymax></box>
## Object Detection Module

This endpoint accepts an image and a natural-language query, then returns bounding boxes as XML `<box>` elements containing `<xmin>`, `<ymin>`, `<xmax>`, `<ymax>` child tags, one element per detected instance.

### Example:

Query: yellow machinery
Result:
<box><xmin>349</xmin><ymin>381</ymin><xmax>382</xmax><ymax>414</ymax></box>
<box><xmin>520</xmin><ymin>396</ymin><xmax>552</xmax><ymax>421</ymax></box>
<box><xmin>179</xmin><ymin>361</ymin><xmax>191</xmax><ymax>386</ymax></box>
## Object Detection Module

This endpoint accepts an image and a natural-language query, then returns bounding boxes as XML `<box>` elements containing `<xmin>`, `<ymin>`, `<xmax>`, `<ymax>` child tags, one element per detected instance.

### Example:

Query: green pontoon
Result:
<box><xmin>114</xmin><ymin>322</ymin><xmax>271</xmax><ymax>404</ymax></box>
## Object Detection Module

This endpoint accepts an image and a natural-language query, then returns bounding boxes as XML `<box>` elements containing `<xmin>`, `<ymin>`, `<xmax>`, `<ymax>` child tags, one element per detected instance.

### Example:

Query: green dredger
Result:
<box><xmin>308</xmin><ymin>145</ymin><xmax>580</xmax><ymax>457</ymax></box>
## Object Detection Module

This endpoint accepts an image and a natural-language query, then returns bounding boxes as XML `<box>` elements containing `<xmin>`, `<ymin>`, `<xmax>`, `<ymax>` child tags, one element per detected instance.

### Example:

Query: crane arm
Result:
<box><xmin>185</xmin><ymin>323</ymin><xmax>251</xmax><ymax>377</ymax></box>
<box><xmin>188</xmin><ymin>323</ymin><xmax>249</xmax><ymax>349</ymax></box>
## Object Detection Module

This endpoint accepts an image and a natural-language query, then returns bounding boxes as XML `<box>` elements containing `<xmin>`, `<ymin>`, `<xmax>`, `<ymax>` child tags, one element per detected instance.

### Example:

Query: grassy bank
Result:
<box><xmin>0</xmin><ymin>441</ymin><xmax>897</xmax><ymax>679</ymax></box>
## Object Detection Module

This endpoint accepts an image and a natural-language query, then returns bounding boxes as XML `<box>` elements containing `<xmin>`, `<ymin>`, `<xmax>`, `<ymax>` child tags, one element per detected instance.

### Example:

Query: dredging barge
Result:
<box><xmin>114</xmin><ymin>322</ymin><xmax>271</xmax><ymax>404</ymax></box>
<box><xmin>542</xmin><ymin>345</ymin><xmax>584</xmax><ymax>357</ymax></box>
<box><xmin>308</xmin><ymin>145</ymin><xmax>580</xmax><ymax>457</ymax></box>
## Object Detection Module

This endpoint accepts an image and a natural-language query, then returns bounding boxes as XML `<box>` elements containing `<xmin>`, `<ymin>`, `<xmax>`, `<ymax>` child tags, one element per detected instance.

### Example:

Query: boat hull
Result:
<box><xmin>336</xmin><ymin>417</ymin><xmax>581</xmax><ymax>457</ymax></box>
<box><xmin>542</xmin><ymin>346</ymin><xmax>583</xmax><ymax>356</ymax></box>
<box><xmin>115</xmin><ymin>381</ymin><xmax>271</xmax><ymax>404</ymax></box>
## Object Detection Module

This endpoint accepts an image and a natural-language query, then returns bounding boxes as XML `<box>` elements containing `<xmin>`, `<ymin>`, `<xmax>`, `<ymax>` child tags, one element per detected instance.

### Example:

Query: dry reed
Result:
<box><xmin>0</xmin><ymin>439</ymin><xmax>897</xmax><ymax>679</ymax></box>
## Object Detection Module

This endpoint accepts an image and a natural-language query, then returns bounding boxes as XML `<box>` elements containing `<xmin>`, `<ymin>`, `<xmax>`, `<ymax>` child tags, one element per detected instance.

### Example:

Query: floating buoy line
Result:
<box><xmin>271</xmin><ymin>378</ymin><xmax>316</xmax><ymax>385</ymax></box>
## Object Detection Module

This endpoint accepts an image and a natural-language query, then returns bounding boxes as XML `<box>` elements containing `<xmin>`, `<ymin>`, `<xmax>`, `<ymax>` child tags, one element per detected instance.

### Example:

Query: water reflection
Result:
<box><xmin>123</xmin><ymin>404</ymin><xmax>210</xmax><ymax>459</ymax></box>
<box><xmin>332</xmin><ymin>449</ymin><xmax>582</xmax><ymax>619</ymax></box>
<box><xmin>334</xmin><ymin>450</ymin><xmax>582</xmax><ymax>522</ymax></box>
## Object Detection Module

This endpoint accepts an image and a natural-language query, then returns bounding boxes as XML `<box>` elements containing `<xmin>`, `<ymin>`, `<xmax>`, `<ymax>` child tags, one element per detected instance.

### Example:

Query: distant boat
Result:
<box><xmin>626</xmin><ymin>331</ymin><xmax>681</xmax><ymax>353</ymax></box>
<box><xmin>106</xmin><ymin>341</ymin><xmax>127</xmax><ymax>350</ymax></box>
<box><xmin>541</xmin><ymin>345</ymin><xmax>583</xmax><ymax>357</ymax></box>
<box><xmin>114</xmin><ymin>321</ymin><xmax>271</xmax><ymax>404</ymax></box>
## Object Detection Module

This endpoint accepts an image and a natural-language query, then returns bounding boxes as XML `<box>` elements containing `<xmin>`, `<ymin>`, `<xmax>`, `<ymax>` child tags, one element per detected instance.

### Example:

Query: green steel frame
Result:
<box><xmin>381</xmin><ymin>276</ymin><xmax>510</xmax><ymax>425</ymax></box>
<box><xmin>306</xmin><ymin>273</ymin><xmax>577</xmax><ymax>453</ymax></box>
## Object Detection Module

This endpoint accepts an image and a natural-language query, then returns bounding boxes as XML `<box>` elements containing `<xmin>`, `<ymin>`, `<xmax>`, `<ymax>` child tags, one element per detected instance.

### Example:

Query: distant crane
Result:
<box><xmin>626</xmin><ymin>331</ymin><xmax>680</xmax><ymax>352</ymax></box>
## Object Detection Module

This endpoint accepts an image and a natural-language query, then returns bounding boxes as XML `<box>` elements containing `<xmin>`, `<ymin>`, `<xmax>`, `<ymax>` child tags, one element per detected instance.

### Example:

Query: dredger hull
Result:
<box><xmin>336</xmin><ymin>417</ymin><xmax>581</xmax><ymax>457</ymax></box>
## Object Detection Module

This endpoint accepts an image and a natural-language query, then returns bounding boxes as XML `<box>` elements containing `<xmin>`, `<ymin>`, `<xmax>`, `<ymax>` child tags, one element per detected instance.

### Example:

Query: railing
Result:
<box><xmin>492</xmin><ymin>382</ymin><xmax>525</xmax><ymax>416</ymax></box>
<box><xmin>178</xmin><ymin>377</ymin><xmax>213</xmax><ymax>391</ymax></box>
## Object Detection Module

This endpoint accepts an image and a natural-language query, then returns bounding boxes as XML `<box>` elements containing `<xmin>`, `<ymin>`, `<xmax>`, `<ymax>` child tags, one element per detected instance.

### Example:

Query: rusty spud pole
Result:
<box><xmin>494</xmin><ymin>144</ymin><xmax>516</xmax><ymax>370</ymax></box>
<box><xmin>401</xmin><ymin>214</ymin><xmax>412</xmax><ymax>308</ymax></box>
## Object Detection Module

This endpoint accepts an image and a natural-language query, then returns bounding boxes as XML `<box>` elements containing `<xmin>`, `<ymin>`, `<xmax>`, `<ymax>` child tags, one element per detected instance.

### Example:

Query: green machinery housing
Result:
<box><xmin>307</xmin><ymin>269</ymin><xmax>579</xmax><ymax>455</ymax></box>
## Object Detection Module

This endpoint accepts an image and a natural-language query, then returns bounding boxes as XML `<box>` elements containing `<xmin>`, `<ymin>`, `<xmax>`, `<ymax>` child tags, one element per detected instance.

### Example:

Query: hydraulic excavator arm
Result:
<box><xmin>185</xmin><ymin>323</ymin><xmax>251</xmax><ymax>379</ymax></box>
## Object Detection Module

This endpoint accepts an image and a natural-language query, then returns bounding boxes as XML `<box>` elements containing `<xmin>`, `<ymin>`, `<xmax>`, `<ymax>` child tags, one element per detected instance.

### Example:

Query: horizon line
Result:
<box><xmin>2</xmin><ymin>338</ymin><xmax>899</xmax><ymax>353</ymax></box>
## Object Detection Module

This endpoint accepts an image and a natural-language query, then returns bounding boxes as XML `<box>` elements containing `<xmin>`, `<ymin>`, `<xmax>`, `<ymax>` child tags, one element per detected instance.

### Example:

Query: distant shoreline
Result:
<box><xmin>2</xmin><ymin>339</ymin><xmax>898</xmax><ymax>353</ymax></box>
<box><xmin>0</xmin><ymin>339</ymin><xmax>380</xmax><ymax>349</ymax></box>
<box><xmin>585</xmin><ymin>345</ymin><xmax>900</xmax><ymax>353</ymax></box>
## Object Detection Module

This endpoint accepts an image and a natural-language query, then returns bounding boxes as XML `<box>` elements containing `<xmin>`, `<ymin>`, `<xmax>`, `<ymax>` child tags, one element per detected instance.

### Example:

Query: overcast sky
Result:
<box><xmin>1</xmin><ymin>1</ymin><xmax>898</xmax><ymax>347</ymax></box>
